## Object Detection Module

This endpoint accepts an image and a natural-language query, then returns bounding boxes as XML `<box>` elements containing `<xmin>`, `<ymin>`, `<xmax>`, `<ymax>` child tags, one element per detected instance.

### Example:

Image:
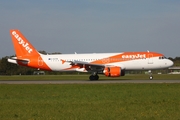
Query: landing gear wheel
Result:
<box><xmin>149</xmin><ymin>76</ymin><xmax>153</xmax><ymax>80</ymax></box>
<box><xmin>89</xmin><ymin>75</ymin><xmax>94</xmax><ymax>80</ymax></box>
<box><xmin>95</xmin><ymin>75</ymin><xmax>99</xmax><ymax>80</ymax></box>
<box><xmin>89</xmin><ymin>75</ymin><xmax>99</xmax><ymax>81</ymax></box>
<box><xmin>148</xmin><ymin>70</ymin><xmax>153</xmax><ymax>80</ymax></box>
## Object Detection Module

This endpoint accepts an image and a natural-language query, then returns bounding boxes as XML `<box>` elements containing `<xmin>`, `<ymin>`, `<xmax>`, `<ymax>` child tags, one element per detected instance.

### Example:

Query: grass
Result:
<box><xmin>0</xmin><ymin>84</ymin><xmax>180</xmax><ymax>119</ymax></box>
<box><xmin>0</xmin><ymin>74</ymin><xmax>180</xmax><ymax>80</ymax></box>
<box><xmin>0</xmin><ymin>74</ymin><xmax>180</xmax><ymax>119</ymax></box>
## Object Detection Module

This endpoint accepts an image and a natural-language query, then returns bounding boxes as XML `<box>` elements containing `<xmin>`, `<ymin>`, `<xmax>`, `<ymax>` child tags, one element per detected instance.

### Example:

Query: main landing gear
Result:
<box><xmin>148</xmin><ymin>70</ymin><xmax>153</xmax><ymax>80</ymax></box>
<box><xmin>89</xmin><ymin>73</ymin><xmax>99</xmax><ymax>81</ymax></box>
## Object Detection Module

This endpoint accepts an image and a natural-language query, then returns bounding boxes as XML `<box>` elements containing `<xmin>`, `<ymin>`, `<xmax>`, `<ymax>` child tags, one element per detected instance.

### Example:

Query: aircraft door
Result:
<box><xmin>38</xmin><ymin>56</ymin><xmax>44</xmax><ymax>66</ymax></box>
<box><xmin>148</xmin><ymin>54</ymin><xmax>153</xmax><ymax>64</ymax></box>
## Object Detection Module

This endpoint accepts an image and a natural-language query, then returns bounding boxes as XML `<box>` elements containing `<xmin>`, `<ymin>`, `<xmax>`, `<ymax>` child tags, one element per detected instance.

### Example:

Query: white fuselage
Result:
<box><xmin>39</xmin><ymin>53</ymin><xmax>173</xmax><ymax>71</ymax></box>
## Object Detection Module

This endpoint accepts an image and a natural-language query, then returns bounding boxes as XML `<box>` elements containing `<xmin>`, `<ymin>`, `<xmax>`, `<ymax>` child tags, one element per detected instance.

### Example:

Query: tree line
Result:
<box><xmin>0</xmin><ymin>55</ymin><xmax>179</xmax><ymax>75</ymax></box>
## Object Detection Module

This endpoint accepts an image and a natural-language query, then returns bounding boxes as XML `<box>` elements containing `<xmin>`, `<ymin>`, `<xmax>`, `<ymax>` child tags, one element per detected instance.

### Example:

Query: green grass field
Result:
<box><xmin>0</xmin><ymin>74</ymin><xmax>180</xmax><ymax>119</ymax></box>
<box><xmin>0</xmin><ymin>84</ymin><xmax>180</xmax><ymax>120</ymax></box>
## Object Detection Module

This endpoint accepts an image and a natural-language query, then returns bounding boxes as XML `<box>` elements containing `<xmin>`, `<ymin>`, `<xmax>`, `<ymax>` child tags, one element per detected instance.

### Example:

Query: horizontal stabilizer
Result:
<box><xmin>8</xmin><ymin>58</ymin><xmax>29</xmax><ymax>65</ymax></box>
<box><xmin>8</xmin><ymin>59</ymin><xmax>17</xmax><ymax>64</ymax></box>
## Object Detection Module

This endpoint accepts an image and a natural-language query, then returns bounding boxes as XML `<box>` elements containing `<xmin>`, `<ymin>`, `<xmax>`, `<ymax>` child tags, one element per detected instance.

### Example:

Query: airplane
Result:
<box><xmin>8</xmin><ymin>29</ymin><xmax>174</xmax><ymax>80</ymax></box>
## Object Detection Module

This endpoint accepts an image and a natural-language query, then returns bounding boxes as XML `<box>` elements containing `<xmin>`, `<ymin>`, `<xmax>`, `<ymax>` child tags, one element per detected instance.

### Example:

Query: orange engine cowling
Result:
<box><xmin>103</xmin><ymin>66</ymin><xmax>125</xmax><ymax>77</ymax></box>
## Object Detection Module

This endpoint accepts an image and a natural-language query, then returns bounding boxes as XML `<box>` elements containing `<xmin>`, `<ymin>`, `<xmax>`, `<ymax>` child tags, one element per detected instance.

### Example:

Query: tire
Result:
<box><xmin>149</xmin><ymin>76</ymin><xmax>153</xmax><ymax>80</ymax></box>
<box><xmin>89</xmin><ymin>75</ymin><xmax>99</xmax><ymax>81</ymax></box>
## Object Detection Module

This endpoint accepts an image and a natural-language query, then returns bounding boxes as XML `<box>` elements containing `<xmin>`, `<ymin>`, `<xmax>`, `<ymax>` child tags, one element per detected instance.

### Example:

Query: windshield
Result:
<box><xmin>159</xmin><ymin>56</ymin><xmax>166</xmax><ymax>59</ymax></box>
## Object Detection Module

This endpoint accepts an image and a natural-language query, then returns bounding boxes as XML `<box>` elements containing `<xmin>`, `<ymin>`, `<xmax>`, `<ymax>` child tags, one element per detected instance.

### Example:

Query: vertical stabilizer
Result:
<box><xmin>10</xmin><ymin>30</ymin><xmax>39</xmax><ymax>57</ymax></box>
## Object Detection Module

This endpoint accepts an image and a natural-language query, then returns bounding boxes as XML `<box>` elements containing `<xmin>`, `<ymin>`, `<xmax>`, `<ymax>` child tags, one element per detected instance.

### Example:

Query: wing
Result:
<box><xmin>63</xmin><ymin>60</ymin><xmax>105</xmax><ymax>73</ymax></box>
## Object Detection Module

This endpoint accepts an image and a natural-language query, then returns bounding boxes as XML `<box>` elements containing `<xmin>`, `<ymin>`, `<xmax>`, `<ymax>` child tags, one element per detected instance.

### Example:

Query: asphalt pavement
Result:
<box><xmin>0</xmin><ymin>80</ymin><xmax>180</xmax><ymax>84</ymax></box>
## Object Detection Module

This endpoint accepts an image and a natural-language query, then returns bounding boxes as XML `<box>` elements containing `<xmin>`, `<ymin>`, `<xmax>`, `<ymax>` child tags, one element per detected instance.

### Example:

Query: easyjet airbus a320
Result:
<box><xmin>8</xmin><ymin>30</ymin><xmax>173</xmax><ymax>80</ymax></box>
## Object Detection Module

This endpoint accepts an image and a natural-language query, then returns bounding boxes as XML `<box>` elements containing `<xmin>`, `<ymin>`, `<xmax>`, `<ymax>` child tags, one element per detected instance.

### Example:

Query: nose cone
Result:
<box><xmin>167</xmin><ymin>59</ymin><xmax>174</xmax><ymax>67</ymax></box>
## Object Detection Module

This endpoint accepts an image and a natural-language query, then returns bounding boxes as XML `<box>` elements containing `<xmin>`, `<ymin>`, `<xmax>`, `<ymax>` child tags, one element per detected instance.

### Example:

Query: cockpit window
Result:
<box><xmin>159</xmin><ymin>56</ymin><xmax>166</xmax><ymax>59</ymax></box>
<box><xmin>162</xmin><ymin>56</ymin><xmax>166</xmax><ymax>59</ymax></box>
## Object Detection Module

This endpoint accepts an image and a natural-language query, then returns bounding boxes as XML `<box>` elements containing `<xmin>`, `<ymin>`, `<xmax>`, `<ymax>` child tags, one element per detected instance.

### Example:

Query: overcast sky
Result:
<box><xmin>0</xmin><ymin>0</ymin><xmax>180</xmax><ymax>58</ymax></box>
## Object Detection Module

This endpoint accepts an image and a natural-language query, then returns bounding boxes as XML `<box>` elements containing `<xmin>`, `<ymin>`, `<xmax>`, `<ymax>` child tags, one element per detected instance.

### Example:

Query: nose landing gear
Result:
<box><xmin>148</xmin><ymin>70</ymin><xmax>153</xmax><ymax>80</ymax></box>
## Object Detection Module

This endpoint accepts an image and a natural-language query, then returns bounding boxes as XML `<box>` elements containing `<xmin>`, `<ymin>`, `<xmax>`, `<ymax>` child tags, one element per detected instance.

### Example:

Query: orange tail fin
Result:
<box><xmin>10</xmin><ymin>30</ymin><xmax>39</xmax><ymax>57</ymax></box>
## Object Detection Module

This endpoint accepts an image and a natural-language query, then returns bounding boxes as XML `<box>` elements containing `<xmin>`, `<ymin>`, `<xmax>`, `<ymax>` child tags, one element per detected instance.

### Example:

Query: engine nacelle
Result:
<box><xmin>103</xmin><ymin>66</ymin><xmax>125</xmax><ymax>77</ymax></box>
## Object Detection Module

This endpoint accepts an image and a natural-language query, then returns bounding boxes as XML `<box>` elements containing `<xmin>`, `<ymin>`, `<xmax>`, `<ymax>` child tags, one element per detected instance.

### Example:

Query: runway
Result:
<box><xmin>0</xmin><ymin>80</ymin><xmax>180</xmax><ymax>84</ymax></box>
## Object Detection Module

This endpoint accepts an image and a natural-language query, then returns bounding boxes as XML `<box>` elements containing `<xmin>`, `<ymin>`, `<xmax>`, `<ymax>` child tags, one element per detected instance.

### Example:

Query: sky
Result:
<box><xmin>0</xmin><ymin>0</ymin><xmax>180</xmax><ymax>58</ymax></box>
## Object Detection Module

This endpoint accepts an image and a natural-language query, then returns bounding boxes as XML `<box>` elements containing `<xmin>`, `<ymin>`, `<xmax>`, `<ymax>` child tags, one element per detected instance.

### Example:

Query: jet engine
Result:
<box><xmin>103</xmin><ymin>66</ymin><xmax>125</xmax><ymax>77</ymax></box>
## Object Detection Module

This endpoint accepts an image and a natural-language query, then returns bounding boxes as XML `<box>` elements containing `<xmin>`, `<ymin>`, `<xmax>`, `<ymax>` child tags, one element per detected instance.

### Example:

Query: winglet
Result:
<box><xmin>10</xmin><ymin>30</ymin><xmax>39</xmax><ymax>57</ymax></box>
